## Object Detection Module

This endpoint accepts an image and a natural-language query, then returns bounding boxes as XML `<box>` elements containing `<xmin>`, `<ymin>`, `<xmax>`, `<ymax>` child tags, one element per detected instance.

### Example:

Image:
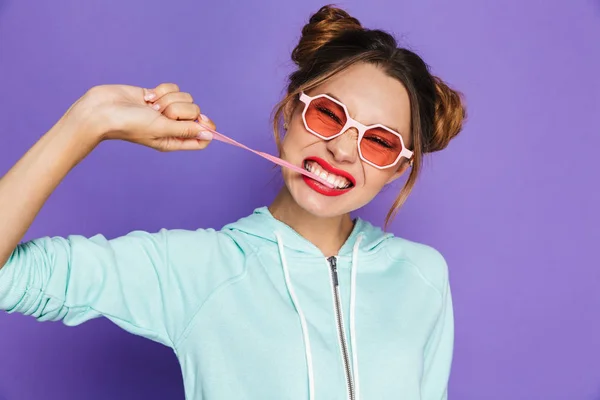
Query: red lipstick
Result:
<box><xmin>302</xmin><ymin>156</ymin><xmax>355</xmax><ymax>197</ymax></box>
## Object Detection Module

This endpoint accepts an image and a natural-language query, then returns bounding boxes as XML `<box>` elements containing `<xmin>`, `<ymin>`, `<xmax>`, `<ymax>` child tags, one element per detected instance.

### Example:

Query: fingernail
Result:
<box><xmin>144</xmin><ymin>91</ymin><xmax>156</xmax><ymax>101</ymax></box>
<box><xmin>197</xmin><ymin>130</ymin><xmax>213</xmax><ymax>141</ymax></box>
<box><xmin>152</xmin><ymin>103</ymin><xmax>160</xmax><ymax>111</ymax></box>
<box><xmin>200</xmin><ymin>114</ymin><xmax>209</xmax><ymax>121</ymax></box>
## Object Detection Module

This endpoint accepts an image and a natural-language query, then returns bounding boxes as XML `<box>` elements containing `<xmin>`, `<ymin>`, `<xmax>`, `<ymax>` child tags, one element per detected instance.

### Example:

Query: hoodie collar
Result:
<box><xmin>223</xmin><ymin>206</ymin><xmax>392</xmax><ymax>257</ymax></box>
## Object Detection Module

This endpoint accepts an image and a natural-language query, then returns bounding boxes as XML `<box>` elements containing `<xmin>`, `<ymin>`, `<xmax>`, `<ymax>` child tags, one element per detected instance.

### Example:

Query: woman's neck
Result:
<box><xmin>268</xmin><ymin>187</ymin><xmax>355</xmax><ymax>257</ymax></box>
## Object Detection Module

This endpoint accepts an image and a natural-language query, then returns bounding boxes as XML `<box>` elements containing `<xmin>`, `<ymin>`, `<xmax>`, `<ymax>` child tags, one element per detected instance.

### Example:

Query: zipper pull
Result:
<box><xmin>327</xmin><ymin>256</ymin><xmax>339</xmax><ymax>286</ymax></box>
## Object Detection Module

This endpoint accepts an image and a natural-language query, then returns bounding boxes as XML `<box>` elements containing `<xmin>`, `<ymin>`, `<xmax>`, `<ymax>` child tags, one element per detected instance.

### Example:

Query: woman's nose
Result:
<box><xmin>325</xmin><ymin>128</ymin><xmax>359</xmax><ymax>165</ymax></box>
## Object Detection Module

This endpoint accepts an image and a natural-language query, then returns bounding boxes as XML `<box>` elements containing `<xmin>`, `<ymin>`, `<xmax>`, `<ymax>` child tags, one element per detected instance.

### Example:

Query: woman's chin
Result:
<box><xmin>288</xmin><ymin>180</ymin><xmax>349</xmax><ymax>218</ymax></box>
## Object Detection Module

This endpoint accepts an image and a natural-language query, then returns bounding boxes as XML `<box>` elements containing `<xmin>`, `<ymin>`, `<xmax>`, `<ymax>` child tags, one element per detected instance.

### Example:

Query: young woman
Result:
<box><xmin>0</xmin><ymin>5</ymin><xmax>465</xmax><ymax>400</ymax></box>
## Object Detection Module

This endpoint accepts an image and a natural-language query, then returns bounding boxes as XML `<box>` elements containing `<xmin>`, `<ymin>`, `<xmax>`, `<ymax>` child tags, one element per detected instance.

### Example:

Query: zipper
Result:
<box><xmin>327</xmin><ymin>256</ymin><xmax>354</xmax><ymax>400</ymax></box>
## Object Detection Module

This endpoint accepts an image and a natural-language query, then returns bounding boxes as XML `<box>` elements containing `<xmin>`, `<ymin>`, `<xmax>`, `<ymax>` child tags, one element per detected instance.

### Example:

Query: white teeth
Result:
<box><xmin>303</xmin><ymin>160</ymin><xmax>352</xmax><ymax>190</ymax></box>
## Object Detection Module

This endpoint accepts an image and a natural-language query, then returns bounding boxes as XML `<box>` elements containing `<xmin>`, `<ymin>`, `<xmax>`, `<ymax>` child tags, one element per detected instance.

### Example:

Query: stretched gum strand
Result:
<box><xmin>196</xmin><ymin>121</ymin><xmax>335</xmax><ymax>188</ymax></box>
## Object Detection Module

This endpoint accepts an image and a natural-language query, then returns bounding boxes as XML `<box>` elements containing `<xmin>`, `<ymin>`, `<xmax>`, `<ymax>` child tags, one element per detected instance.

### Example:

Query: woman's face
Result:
<box><xmin>280</xmin><ymin>62</ymin><xmax>413</xmax><ymax>218</ymax></box>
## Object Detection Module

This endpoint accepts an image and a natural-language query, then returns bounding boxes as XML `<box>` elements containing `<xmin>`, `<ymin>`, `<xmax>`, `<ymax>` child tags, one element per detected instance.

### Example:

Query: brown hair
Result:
<box><xmin>272</xmin><ymin>5</ymin><xmax>466</xmax><ymax>227</ymax></box>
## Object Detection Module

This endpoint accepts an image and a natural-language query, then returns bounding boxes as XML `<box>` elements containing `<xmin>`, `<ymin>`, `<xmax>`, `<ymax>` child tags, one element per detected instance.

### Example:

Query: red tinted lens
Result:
<box><xmin>360</xmin><ymin>128</ymin><xmax>403</xmax><ymax>167</ymax></box>
<box><xmin>304</xmin><ymin>97</ymin><xmax>347</xmax><ymax>138</ymax></box>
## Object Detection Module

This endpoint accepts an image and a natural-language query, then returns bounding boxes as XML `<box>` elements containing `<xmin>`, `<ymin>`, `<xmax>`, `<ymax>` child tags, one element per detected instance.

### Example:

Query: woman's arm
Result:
<box><xmin>421</xmin><ymin>280</ymin><xmax>455</xmax><ymax>400</ymax></box>
<box><xmin>0</xmin><ymin>83</ymin><xmax>227</xmax><ymax>347</ymax></box>
<box><xmin>0</xmin><ymin>111</ymin><xmax>98</xmax><ymax>268</ymax></box>
<box><xmin>0</xmin><ymin>83</ymin><xmax>214</xmax><ymax>269</ymax></box>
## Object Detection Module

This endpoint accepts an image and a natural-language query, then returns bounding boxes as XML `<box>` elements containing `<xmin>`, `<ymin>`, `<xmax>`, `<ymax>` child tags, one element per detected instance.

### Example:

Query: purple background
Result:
<box><xmin>0</xmin><ymin>0</ymin><xmax>599</xmax><ymax>399</ymax></box>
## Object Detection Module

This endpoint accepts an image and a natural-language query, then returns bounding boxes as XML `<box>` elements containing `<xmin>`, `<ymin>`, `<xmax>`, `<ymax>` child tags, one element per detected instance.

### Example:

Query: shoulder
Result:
<box><xmin>382</xmin><ymin>235</ymin><xmax>449</xmax><ymax>295</ymax></box>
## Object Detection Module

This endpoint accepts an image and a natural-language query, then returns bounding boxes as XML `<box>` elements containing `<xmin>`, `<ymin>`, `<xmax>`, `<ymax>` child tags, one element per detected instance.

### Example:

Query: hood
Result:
<box><xmin>223</xmin><ymin>206</ymin><xmax>393</xmax><ymax>257</ymax></box>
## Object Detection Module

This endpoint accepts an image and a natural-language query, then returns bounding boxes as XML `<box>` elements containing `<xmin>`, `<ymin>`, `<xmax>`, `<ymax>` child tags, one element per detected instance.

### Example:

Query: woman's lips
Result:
<box><xmin>302</xmin><ymin>156</ymin><xmax>355</xmax><ymax>196</ymax></box>
<box><xmin>304</xmin><ymin>156</ymin><xmax>356</xmax><ymax>186</ymax></box>
<box><xmin>302</xmin><ymin>175</ymin><xmax>353</xmax><ymax>196</ymax></box>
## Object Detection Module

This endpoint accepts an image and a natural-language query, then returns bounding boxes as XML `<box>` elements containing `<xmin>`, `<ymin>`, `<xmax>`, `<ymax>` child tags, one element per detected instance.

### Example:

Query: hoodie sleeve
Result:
<box><xmin>0</xmin><ymin>228</ymin><xmax>243</xmax><ymax>348</ymax></box>
<box><xmin>420</xmin><ymin>279</ymin><xmax>455</xmax><ymax>400</ymax></box>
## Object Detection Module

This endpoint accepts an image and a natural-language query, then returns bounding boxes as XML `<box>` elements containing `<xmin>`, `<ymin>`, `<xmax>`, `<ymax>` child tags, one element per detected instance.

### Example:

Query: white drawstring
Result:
<box><xmin>275</xmin><ymin>232</ymin><xmax>315</xmax><ymax>400</ymax></box>
<box><xmin>275</xmin><ymin>231</ymin><xmax>363</xmax><ymax>400</ymax></box>
<box><xmin>350</xmin><ymin>234</ymin><xmax>364</xmax><ymax>400</ymax></box>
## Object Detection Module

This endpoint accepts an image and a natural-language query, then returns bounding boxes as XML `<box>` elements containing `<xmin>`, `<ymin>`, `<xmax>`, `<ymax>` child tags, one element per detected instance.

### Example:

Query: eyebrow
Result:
<box><xmin>324</xmin><ymin>92</ymin><xmax>404</xmax><ymax>135</ymax></box>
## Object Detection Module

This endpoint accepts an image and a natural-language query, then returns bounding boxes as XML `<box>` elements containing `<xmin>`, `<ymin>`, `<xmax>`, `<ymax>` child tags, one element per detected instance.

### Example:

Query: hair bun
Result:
<box><xmin>428</xmin><ymin>77</ymin><xmax>466</xmax><ymax>152</ymax></box>
<box><xmin>291</xmin><ymin>5</ymin><xmax>363</xmax><ymax>69</ymax></box>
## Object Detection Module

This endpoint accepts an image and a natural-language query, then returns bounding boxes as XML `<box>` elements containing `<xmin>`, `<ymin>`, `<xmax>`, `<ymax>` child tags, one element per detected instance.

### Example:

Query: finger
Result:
<box><xmin>154</xmin><ymin>136</ymin><xmax>212</xmax><ymax>152</ymax></box>
<box><xmin>154</xmin><ymin>116</ymin><xmax>212</xmax><ymax>140</ymax></box>
<box><xmin>145</xmin><ymin>83</ymin><xmax>180</xmax><ymax>102</ymax></box>
<box><xmin>150</xmin><ymin>92</ymin><xmax>194</xmax><ymax>112</ymax></box>
<box><xmin>197</xmin><ymin>113</ymin><xmax>217</xmax><ymax>131</ymax></box>
<box><xmin>142</xmin><ymin>87</ymin><xmax>157</xmax><ymax>102</ymax></box>
<box><xmin>162</xmin><ymin>102</ymin><xmax>201</xmax><ymax>121</ymax></box>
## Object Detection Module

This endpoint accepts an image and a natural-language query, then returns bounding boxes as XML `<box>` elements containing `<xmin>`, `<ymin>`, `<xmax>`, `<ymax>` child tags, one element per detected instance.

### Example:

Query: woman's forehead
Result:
<box><xmin>311</xmin><ymin>63</ymin><xmax>411</xmax><ymax>132</ymax></box>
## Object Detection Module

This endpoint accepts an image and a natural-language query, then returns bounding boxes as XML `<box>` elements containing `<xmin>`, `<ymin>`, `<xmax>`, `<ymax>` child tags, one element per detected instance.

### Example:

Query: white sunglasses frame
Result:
<box><xmin>298</xmin><ymin>91</ymin><xmax>414</xmax><ymax>169</ymax></box>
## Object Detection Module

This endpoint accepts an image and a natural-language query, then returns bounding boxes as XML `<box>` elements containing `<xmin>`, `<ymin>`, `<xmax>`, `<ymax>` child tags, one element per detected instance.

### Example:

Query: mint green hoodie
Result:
<box><xmin>0</xmin><ymin>206</ymin><xmax>453</xmax><ymax>399</ymax></box>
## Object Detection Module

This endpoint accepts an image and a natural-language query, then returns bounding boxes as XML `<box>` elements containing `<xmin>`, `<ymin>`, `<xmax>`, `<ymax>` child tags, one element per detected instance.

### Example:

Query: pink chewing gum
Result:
<box><xmin>196</xmin><ymin>122</ymin><xmax>335</xmax><ymax>188</ymax></box>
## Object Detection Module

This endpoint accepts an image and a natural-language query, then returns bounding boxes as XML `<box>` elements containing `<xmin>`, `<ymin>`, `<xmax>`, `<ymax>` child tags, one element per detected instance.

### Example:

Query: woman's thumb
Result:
<box><xmin>156</xmin><ymin>117</ymin><xmax>213</xmax><ymax>141</ymax></box>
